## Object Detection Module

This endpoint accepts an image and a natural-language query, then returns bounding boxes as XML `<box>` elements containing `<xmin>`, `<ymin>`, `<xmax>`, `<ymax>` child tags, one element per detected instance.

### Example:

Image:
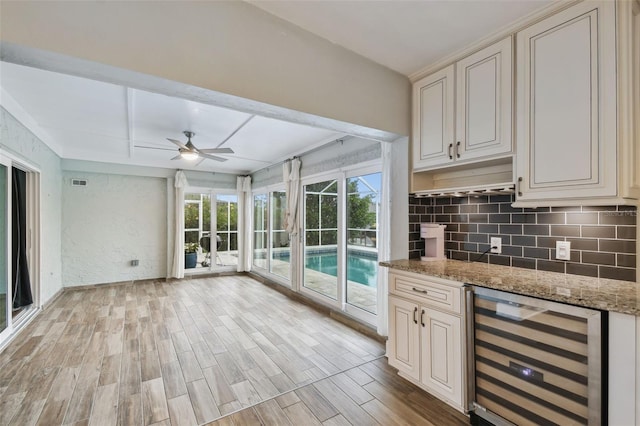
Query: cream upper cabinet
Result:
<box><xmin>515</xmin><ymin>1</ymin><xmax>617</xmax><ymax>202</ymax></box>
<box><xmin>455</xmin><ymin>37</ymin><xmax>513</xmax><ymax>162</ymax></box>
<box><xmin>413</xmin><ymin>65</ymin><xmax>455</xmax><ymax>169</ymax></box>
<box><xmin>413</xmin><ymin>37</ymin><xmax>512</xmax><ymax>171</ymax></box>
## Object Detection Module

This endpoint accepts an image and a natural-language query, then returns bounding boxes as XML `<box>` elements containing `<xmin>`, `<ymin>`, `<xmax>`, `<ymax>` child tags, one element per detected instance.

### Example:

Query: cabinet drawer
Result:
<box><xmin>390</xmin><ymin>272</ymin><xmax>462</xmax><ymax>314</ymax></box>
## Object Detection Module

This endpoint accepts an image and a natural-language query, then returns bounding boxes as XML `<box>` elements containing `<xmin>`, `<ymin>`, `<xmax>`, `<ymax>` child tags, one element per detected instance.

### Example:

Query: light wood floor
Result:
<box><xmin>0</xmin><ymin>275</ymin><xmax>468</xmax><ymax>425</ymax></box>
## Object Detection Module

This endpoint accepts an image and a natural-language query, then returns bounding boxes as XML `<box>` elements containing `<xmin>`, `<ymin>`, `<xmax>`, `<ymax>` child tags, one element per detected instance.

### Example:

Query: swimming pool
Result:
<box><xmin>304</xmin><ymin>251</ymin><xmax>378</xmax><ymax>287</ymax></box>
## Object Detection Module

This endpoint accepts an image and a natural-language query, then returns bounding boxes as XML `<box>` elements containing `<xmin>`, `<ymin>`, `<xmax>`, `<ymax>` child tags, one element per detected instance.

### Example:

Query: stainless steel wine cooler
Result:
<box><xmin>467</xmin><ymin>286</ymin><xmax>606</xmax><ymax>426</ymax></box>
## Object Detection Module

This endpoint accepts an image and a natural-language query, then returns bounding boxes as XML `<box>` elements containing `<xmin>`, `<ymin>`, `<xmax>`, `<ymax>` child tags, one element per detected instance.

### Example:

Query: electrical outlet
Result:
<box><xmin>490</xmin><ymin>237</ymin><xmax>502</xmax><ymax>254</ymax></box>
<box><xmin>556</xmin><ymin>241</ymin><xmax>571</xmax><ymax>260</ymax></box>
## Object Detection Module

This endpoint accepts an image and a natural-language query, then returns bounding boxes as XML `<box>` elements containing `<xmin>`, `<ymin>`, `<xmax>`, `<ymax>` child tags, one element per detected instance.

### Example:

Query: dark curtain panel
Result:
<box><xmin>12</xmin><ymin>168</ymin><xmax>32</xmax><ymax>309</ymax></box>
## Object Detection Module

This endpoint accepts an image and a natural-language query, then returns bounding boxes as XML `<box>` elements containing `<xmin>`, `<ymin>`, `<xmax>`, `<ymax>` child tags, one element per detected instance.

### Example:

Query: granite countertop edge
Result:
<box><xmin>380</xmin><ymin>259</ymin><xmax>640</xmax><ymax>316</ymax></box>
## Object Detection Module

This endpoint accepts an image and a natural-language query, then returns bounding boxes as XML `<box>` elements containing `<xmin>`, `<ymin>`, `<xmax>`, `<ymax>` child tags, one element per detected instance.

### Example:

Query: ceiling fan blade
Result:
<box><xmin>167</xmin><ymin>138</ymin><xmax>187</xmax><ymax>149</ymax></box>
<box><xmin>170</xmin><ymin>154</ymin><xmax>182</xmax><ymax>160</ymax></box>
<box><xmin>198</xmin><ymin>147</ymin><xmax>234</xmax><ymax>154</ymax></box>
<box><xmin>135</xmin><ymin>145</ymin><xmax>176</xmax><ymax>152</ymax></box>
<box><xmin>200</xmin><ymin>153</ymin><xmax>228</xmax><ymax>162</ymax></box>
<box><xmin>194</xmin><ymin>158</ymin><xmax>206</xmax><ymax>167</ymax></box>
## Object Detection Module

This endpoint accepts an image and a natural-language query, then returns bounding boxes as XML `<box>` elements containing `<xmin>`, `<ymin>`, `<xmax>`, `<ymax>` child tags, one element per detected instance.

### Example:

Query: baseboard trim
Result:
<box><xmin>65</xmin><ymin>276</ymin><xmax>166</xmax><ymax>290</ymax></box>
<box><xmin>41</xmin><ymin>287</ymin><xmax>64</xmax><ymax>310</ymax></box>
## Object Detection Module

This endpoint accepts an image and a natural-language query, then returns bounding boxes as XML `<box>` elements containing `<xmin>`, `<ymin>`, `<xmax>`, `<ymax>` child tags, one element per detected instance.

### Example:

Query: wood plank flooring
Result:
<box><xmin>0</xmin><ymin>275</ymin><xmax>468</xmax><ymax>425</ymax></box>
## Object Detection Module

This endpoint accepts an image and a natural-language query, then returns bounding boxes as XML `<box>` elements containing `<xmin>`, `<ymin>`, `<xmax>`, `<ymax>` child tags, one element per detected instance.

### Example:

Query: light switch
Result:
<box><xmin>556</xmin><ymin>241</ymin><xmax>571</xmax><ymax>261</ymax></box>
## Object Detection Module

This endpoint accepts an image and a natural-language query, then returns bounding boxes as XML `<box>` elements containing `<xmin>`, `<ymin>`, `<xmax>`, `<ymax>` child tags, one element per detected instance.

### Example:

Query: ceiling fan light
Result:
<box><xmin>181</xmin><ymin>151</ymin><xmax>199</xmax><ymax>161</ymax></box>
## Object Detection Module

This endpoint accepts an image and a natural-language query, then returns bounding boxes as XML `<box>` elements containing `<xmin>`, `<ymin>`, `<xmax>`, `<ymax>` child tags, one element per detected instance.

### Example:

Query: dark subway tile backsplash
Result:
<box><xmin>408</xmin><ymin>194</ymin><xmax>637</xmax><ymax>282</ymax></box>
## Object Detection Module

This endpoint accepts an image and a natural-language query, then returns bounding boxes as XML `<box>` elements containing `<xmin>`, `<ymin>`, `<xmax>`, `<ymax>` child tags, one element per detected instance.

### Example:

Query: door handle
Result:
<box><xmin>421</xmin><ymin>309</ymin><xmax>425</xmax><ymax>327</ymax></box>
<box><xmin>456</xmin><ymin>141</ymin><xmax>461</xmax><ymax>158</ymax></box>
<box><xmin>448</xmin><ymin>143</ymin><xmax>453</xmax><ymax>160</ymax></box>
<box><xmin>413</xmin><ymin>307</ymin><xmax>418</xmax><ymax>324</ymax></box>
<box><xmin>517</xmin><ymin>176</ymin><xmax>523</xmax><ymax>197</ymax></box>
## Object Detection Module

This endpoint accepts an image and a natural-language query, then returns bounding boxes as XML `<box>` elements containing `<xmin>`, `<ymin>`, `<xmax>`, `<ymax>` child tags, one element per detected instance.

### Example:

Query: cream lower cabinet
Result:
<box><xmin>387</xmin><ymin>271</ymin><xmax>466</xmax><ymax>411</ymax></box>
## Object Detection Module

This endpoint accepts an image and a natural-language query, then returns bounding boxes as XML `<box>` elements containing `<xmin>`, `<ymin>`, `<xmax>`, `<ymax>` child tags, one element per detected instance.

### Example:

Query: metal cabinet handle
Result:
<box><xmin>413</xmin><ymin>307</ymin><xmax>418</xmax><ymax>324</ymax></box>
<box><xmin>517</xmin><ymin>176</ymin><xmax>523</xmax><ymax>197</ymax></box>
<box><xmin>448</xmin><ymin>143</ymin><xmax>453</xmax><ymax>160</ymax></box>
<box><xmin>412</xmin><ymin>287</ymin><xmax>429</xmax><ymax>294</ymax></box>
<box><xmin>421</xmin><ymin>309</ymin><xmax>425</xmax><ymax>327</ymax></box>
<box><xmin>456</xmin><ymin>141</ymin><xmax>461</xmax><ymax>158</ymax></box>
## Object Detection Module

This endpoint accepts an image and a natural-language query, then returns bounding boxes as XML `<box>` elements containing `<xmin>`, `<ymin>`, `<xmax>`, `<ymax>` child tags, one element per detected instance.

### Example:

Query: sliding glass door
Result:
<box><xmin>301</xmin><ymin>169</ymin><xmax>381</xmax><ymax>323</ymax></box>
<box><xmin>0</xmin><ymin>162</ymin><xmax>8</xmax><ymax>340</ymax></box>
<box><xmin>302</xmin><ymin>178</ymin><xmax>339</xmax><ymax>299</ymax></box>
<box><xmin>345</xmin><ymin>172</ymin><xmax>380</xmax><ymax>314</ymax></box>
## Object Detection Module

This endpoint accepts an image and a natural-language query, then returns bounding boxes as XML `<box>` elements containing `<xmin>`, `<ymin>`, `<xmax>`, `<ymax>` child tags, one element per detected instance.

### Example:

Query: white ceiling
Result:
<box><xmin>249</xmin><ymin>0</ymin><xmax>553</xmax><ymax>76</ymax></box>
<box><xmin>0</xmin><ymin>62</ymin><xmax>343</xmax><ymax>174</ymax></box>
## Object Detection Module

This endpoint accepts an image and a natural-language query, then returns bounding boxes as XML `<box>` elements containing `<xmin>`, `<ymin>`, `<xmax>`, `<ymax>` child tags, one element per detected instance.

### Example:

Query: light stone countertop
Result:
<box><xmin>380</xmin><ymin>259</ymin><xmax>640</xmax><ymax>316</ymax></box>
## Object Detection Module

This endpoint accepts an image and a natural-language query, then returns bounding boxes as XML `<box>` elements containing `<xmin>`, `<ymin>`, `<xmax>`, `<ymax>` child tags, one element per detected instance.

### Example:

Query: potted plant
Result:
<box><xmin>184</xmin><ymin>242</ymin><xmax>199</xmax><ymax>269</ymax></box>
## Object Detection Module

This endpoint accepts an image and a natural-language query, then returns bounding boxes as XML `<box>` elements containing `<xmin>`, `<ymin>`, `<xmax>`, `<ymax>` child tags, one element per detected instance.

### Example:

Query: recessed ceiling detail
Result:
<box><xmin>0</xmin><ymin>62</ymin><xmax>343</xmax><ymax>174</ymax></box>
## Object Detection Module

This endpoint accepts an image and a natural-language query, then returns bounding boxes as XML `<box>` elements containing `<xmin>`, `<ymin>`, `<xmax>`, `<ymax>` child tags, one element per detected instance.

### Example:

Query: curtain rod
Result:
<box><xmin>251</xmin><ymin>137</ymin><xmax>347</xmax><ymax>176</ymax></box>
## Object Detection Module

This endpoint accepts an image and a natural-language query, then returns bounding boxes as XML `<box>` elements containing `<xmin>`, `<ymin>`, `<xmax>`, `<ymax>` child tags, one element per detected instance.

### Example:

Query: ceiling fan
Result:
<box><xmin>166</xmin><ymin>131</ymin><xmax>234</xmax><ymax>162</ymax></box>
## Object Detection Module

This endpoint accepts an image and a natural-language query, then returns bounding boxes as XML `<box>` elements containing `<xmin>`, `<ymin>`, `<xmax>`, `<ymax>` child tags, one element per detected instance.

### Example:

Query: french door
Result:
<box><xmin>300</xmin><ymin>167</ymin><xmax>381</xmax><ymax>325</ymax></box>
<box><xmin>184</xmin><ymin>190</ymin><xmax>238</xmax><ymax>273</ymax></box>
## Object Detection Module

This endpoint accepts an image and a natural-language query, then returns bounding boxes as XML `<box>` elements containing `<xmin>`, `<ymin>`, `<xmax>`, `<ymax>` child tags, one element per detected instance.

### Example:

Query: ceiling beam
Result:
<box><xmin>216</xmin><ymin>115</ymin><xmax>254</xmax><ymax>148</ymax></box>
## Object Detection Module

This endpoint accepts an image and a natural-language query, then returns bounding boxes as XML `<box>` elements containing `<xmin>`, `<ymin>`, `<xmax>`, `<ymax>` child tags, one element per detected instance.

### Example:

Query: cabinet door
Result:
<box><xmin>420</xmin><ymin>307</ymin><xmax>462</xmax><ymax>407</ymax></box>
<box><xmin>412</xmin><ymin>65</ymin><xmax>455</xmax><ymax>170</ymax></box>
<box><xmin>456</xmin><ymin>37</ymin><xmax>512</xmax><ymax>162</ymax></box>
<box><xmin>515</xmin><ymin>1</ymin><xmax>617</xmax><ymax>201</ymax></box>
<box><xmin>388</xmin><ymin>296</ymin><xmax>420</xmax><ymax>382</ymax></box>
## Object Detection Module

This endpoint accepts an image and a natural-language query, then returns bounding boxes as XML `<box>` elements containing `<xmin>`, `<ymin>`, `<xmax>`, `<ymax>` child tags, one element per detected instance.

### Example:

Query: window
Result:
<box><xmin>252</xmin><ymin>165</ymin><xmax>382</xmax><ymax>326</ymax></box>
<box><xmin>253</xmin><ymin>193</ymin><xmax>268</xmax><ymax>270</ymax></box>
<box><xmin>251</xmin><ymin>189</ymin><xmax>290</xmax><ymax>284</ymax></box>
<box><xmin>270</xmin><ymin>191</ymin><xmax>289</xmax><ymax>279</ymax></box>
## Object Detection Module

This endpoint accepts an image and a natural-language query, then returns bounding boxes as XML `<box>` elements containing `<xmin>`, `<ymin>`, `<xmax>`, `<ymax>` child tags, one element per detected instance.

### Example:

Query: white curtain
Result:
<box><xmin>171</xmin><ymin>170</ymin><xmax>188</xmax><ymax>279</ymax></box>
<box><xmin>237</xmin><ymin>176</ymin><xmax>252</xmax><ymax>272</ymax></box>
<box><xmin>377</xmin><ymin>143</ymin><xmax>392</xmax><ymax>336</ymax></box>
<box><xmin>283</xmin><ymin>158</ymin><xmax>301</xmax><ymax>235</ymax></box>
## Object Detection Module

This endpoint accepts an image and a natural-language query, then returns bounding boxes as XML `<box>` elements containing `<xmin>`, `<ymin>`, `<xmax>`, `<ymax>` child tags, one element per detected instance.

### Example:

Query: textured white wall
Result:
<box><xmin>0</xmin><ymin>107</ymin><xmax>62</xmax><ymax>304</ymax></box>
<box><xmin>61</xmin><ymin>171</ymin><xmax>167</xmax><ymax>286</ymax></box>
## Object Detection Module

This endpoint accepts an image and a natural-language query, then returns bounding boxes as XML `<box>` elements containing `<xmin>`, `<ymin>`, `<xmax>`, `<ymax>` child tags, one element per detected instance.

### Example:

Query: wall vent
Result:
<box><xmin>71</xmin><ymin>179</ymin><xmax>87</xmax><ymax>187</ymax></box>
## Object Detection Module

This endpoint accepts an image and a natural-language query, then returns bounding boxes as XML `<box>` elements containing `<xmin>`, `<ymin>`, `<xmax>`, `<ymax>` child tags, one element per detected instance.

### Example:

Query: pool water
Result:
<box><xmin>304</xmin><ymin>252</ymin><xmax>378</xmax><ymax>287</ymax></box>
